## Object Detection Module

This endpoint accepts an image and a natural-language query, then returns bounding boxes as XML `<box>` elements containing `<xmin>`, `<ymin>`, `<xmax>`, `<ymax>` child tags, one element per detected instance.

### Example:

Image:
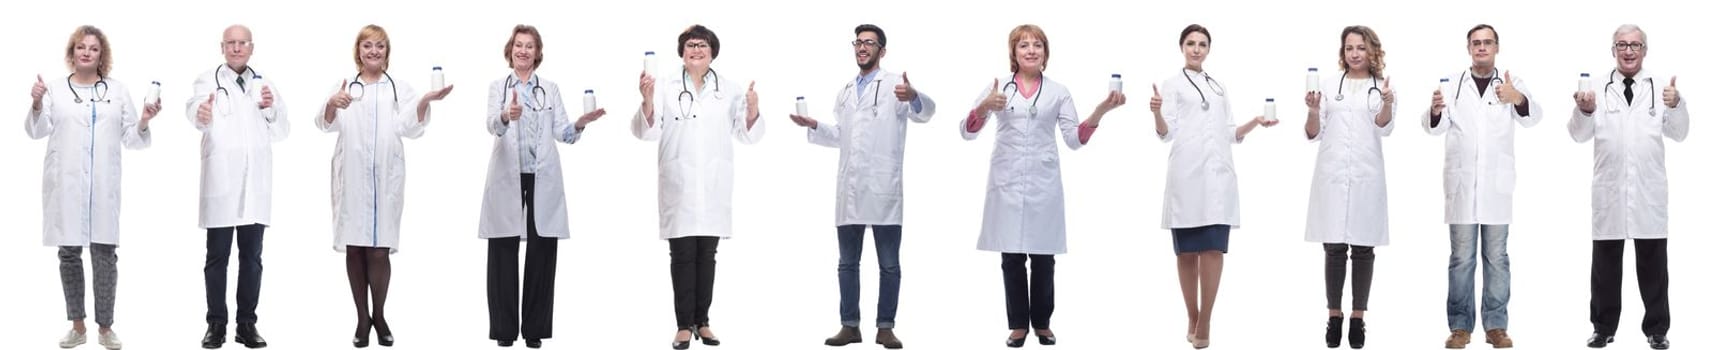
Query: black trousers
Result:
<box><xmin>1325</xmin><ymin>243</ymin><xmax>1375</xmax><ymax>311</ymax></box>
<box><xmin>1001</xmin><ymin>253</ymin><xmax>1054</xmax><ymax>330</ymax></box>
<box><xmin>488</xmin><ymin>174</ymin><xmax>558</xmax><ymax>341</ymax></box>
<box><xmin>206</xmin><ymin>224</ymin><xmax>265</xmax><ymax>324</ymax></box>
<box><xmin>669</xmin><ymin>236</ymin><xmax>720</xmax><ymax>329</ymax></box>
<box><xmin>1591</xmin><ymin>238</ymin><xmax>1670</xmax><ymax>336</ymax></box>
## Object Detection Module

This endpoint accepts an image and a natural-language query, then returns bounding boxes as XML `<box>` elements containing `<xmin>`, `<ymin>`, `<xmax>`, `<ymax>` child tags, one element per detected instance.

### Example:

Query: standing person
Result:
<box><xmin>631</xmin><ymin>24</ymin><xmax>765</xmax><ymax>350</ymax></box>
<box><xmin>1304</xmin><ymin>25</ymin><xmax>1396</xmax><ymax>350</ymax></box>
<box><xmin>959</xmin><ymin>24</ymin><xmax>1125</xmax><ymax>348</ymax></box>
<box><xmin>785</xmin><ymin>24</ymin><xmax>937</xmax><ymax>350</ymax></box>
<box><xmin>27</xmin><ymin>24</ymin><xmax>158</xmax><ymax>350</ymax></box>
<box><xmin>478</xmin><ymin>24</ymin><xmax>607</xmax><ymax>349</ymax></box>
<box><xmin>317</xmin><ymin>24</ymin><xmax>455</xmax><ymax>349</ymax></box>
<box><xmin>188</xmin><ymin>24</ymin><xmax>288</xmax><ymax>350</ymax></box>
<box><xmin>1570</xmin><ymin>24</ymin><xmax>1686</xmax><ymax>350</ymax></box>
<box><xmin>1148</xmin><ymin>24</ymin><xmax>1277</xmax><ymax>350</ymax></box>
<box><xmin>1421</xmin><ymin>24</ymin><xmax>1541</xmax><ymax>350</ymax></box>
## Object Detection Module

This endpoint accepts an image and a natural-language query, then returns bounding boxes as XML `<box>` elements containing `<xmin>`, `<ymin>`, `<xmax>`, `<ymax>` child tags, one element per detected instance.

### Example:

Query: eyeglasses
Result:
<box><xmin>222</xmin><ymin>40</ymin><xmax>253</xmax><ymax>48</ymax></box>
<box><xmin>1613</xmin><ymin>42</ymin><xmax>1647</xmax><ymax>52</ymax></box>
<box><xmin>851</xmin><ymin>39</ymin><xmax>880</xmax><ymax>48</ymax></box>
<box><xmin>684</xmin><ymin>42</ymin><xmax>710</xmax><ymax>50</ymax></box>
<box><xmin>1468</xmin><ymin>39</ymin><xmax>1496</xmax><ymax>48</ymax></box>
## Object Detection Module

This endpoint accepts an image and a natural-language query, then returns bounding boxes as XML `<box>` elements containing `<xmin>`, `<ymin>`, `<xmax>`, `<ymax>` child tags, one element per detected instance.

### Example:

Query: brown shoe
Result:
<box><xmin>824</xmin><ymin>326</ymin><xmax>861</xmax><ymax>346</ymax></box>
<box><xmin>1445</xmin><ymin>329</ymin><xmax>1472</xmax><ymax>349</ymax></box>
<box><xmin>1485</xmin><ymin>329</ymin><xmax>1513</xmax><ymax>348</ymax></box>
<box><xmin>875</xmin><ymin>328</ymin><xmax>904</xmax><ymax>349</ymax></box>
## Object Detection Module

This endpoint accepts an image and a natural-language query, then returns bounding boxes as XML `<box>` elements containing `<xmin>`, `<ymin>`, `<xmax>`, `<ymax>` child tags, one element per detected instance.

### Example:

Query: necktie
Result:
<box><xmin>1623</xmin><ymin>78</ymin><xmax>1635</xmax><ymax>105</ymax></box>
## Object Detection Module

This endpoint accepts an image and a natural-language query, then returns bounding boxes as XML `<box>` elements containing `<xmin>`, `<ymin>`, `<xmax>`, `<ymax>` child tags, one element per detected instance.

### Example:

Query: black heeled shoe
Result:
<box><xmin>352</xmin><ymin>319</ymin><xmax>371</xmax><ymax>348</ymax></box>
<box><xmin>1325</xmin><ymin>316</ymin><xmax>1344</xmax><ymax>348</ymax></box>
<box><xmin>373</xmin><ymin>319</ymin><xmax>393</xmax><ymax>347</ymax></box>
<box><xmin>691</xmin><ymin>325</ymin><xmax>720</xmax><ymax>346</ymax></box>
<box><xmin>1348</xmin><ymin>318</ymin><xmax>1366</xmax><ymax>349</ymax></box>
<box><xmin>1005</xmin><ymin>330</ymin><xmax>1026</xmax><ymax>348</ymax></box>
<box><xmin>1035</xmin><ymin>330</ymin><xmax>1057</xmax><ymax>346</ymax></box>
<box><xmin>672</xmin><ymin>328</ymin><xmax>692</xmax><ymax>350</ymax></box>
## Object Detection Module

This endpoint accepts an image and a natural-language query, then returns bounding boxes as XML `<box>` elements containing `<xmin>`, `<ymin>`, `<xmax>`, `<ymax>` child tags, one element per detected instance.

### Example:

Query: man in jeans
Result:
<box><xmin>1422</xmin><ymin>24</ymin><xmax>1541</xmax><ymax>349</ymax></box>
<box><xmin>786</xmin><ymin>24</ymin><xmax>935</xmax><ymax>349</ymax></box>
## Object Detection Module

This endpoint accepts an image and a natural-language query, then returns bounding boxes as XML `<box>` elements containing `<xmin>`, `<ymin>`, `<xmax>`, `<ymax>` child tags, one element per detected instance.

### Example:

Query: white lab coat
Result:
<box><xmin>315</xmin><ymin>75</ymin><xmax>430</xmax><ymax>252</ymax></box>
<box><xmin>26</xmin><ymin>77</ymin><xmax>152</xmax><ymax>247</ymax></box>
<box><xmin>478</xmin><ymin>74</ymin><xmax>581</xmax><ymax>239</ymax></box>
<box><xmin>1421</xmin><ymin>69</ymin><xmax>1541</xmax><ymax>225</ymax></box>
<box><xmin>186</xmin><ymin>65</ymin><xmax>290</xmax><ymax>229</ymax></box>
<box><xmin>1568</xmin><ymin>68</ymin><xmax>1690</xmax><ymax>240</ymax></box>
<box><xmin>1157</xmin><ymin>70</ymin><xmax>1242</xmax><ymax>229</ymax></box>
<box><xmin>805</xmin><ymin>69</ymin><xmax>937</xmax><ymax>226</ymax></box>
<box><xmin>631</xmin><ymin>70</ymin><xmax>765</xmax><ymax>240</ymax></box>
<box><xmin>962</xmin><ymin>75</ymin><xmax>1086</xmax><ymax>255</ymax></box>
<box><xmin>1304</xmin><ymin>74</ymin><xmax>1395</xmax><ymax>247</ymax></box>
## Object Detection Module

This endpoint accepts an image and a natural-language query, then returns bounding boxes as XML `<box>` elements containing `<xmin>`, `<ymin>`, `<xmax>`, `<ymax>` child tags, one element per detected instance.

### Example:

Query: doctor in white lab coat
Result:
<box><xmin>316</xmin><ymin>24</ymin><xmax>453</xmax><ymax>348</ymax></box>
<box><xmin>476</xmin><ymin>25</ymin><xmax>605</xmax><ymax>349</ymax></box>
<box><xmin>785</xmin><ymin>24</ymin><xmax>935</xmax><ymax>348</ymax></box>
<box><xmin>1147</xmin><ymin>24</ymin><xmax>1277</xmax><ymax>350</ymax></box>
<box><xmin>631</xmin><ymin>25</ymin><xmax>762</xmax><ymax>348</ymax></box>
<box><xmin>185</xmin><ymin>26</ymin><xmax>288</xmax><ymax>349</ymax></box>
<box><xmin>1303</xmin><ymin>25</ymin><xmax>1394</xmax><ymax>349</ymax></box>
<box><xmin>1569</xmin><ymin>24</ymin><xmax>1687</xmax><ymax>349</ymax></box>
<box><xmin>1420</xmin><ymin>25</ymin><xmax>1539</xmax><ymax>348</ymax></box>
<box><xmin>26</xmin><ymin>25</ymin><xmax>157</xmax><ymax>350</ymax></box>
<box><xmin>959</xmin><ymin>24</ymin><xmax>1122</xmax><ymax>346</ymax></box>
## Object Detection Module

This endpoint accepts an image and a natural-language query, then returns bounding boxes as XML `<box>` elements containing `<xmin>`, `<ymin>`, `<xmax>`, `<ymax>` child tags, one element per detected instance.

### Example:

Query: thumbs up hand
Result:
<box><xmin>1149</xmin><ymin>84</ymin><xmax>1163</xmax><ymax>116</ymax></box>
<box><xmin>1664</xmin><ymin>76</ymin><xmax>1679</xmax><ymax>108</ymax></box>
<box><xmin>894</xmin><ymin>72</ymin><xmax>917</xmax><ymax>101</ymax></box>
<box><xmin>506</xmin><ymin>88</ymin><xmax>523</xmax><ymax>122</ymax></box>
<box><xmin>198</xmin><ymin>93</ymin><xmax>216</xmax><ymax>126</ymax></box>
<box><xmin>329</xmin><ymin>79</ymin><xmax>354</xmax><ymax>109</ymax></box>
<box><xmin>1380</xmin><ymin>76</ymin><xmax>1395</xmax><ymax>105</ymax></box>
<box><xmin>1496</xmin><ymin>71</ymin><xmax>1525</xmax><ymax>105</ymax></box>
<box><xmin>981</xmin><ymin>78</ymin><xmax>1007</xmax><ymax>113</ymax></box>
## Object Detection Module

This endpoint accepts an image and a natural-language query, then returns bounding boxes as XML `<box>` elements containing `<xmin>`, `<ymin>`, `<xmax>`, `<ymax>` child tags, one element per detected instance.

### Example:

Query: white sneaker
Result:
<box><xmin>58</xmin><ymin>329</ymin><xmax>87</xmax><ymax>348</ymax></box>
<box><xmin>98</xmin><ymin>330</ymin><xmax>122</xmax><ymax>350</ymax></box>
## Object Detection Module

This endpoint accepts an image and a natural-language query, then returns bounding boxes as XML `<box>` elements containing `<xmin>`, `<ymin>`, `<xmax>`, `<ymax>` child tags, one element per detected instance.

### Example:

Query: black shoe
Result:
<box><xmin>1586</xmin><ymin>332</ymin><xmax>1613</xmax><ymax>348</ymax></box>
<box><xmin>374</xmin><ymin>320</ymin><xmax>393</xmax><ymax>347</ymax></box>
<box><xmin>1325</xmin><ymin>316</ymin><xmax>1343</xmax><ymax>348</ymax></box>
<box><xmin>353</xmin><ymin>319</ymin><xmax>371</xmax><ymax>348</ymax></box>
<box><xmin>497</xmin><ymin>340</ymin><xmax>514</xmax><ymax>347</ymax></box>
<box><xmin>524</xmin><ymin>338</ymin><xmax>542</xmax><ymax>348</ymax></box>
<box><xmin>1348</xmin><ymin>318</ymin><xmax>1366</xmax><ymax>349</ymax></box>
<box><xmin>1648</xmin><ymin>335</ymin><xmax>1670</xmax><ymax>349</ymax></box>
<box><xmin>692</xmin><ymin>325</ymin><xmax>720</xmax><ymax>346</ymax></box>
<box><xmin>235</xmin><ymin>323</ymin><xmax>268</xmax><ymax>348</ymax></box>
<box><xmin>1004</xmin><ymin>336</ymin><xmax>1025</xmax><ymax>348</ymax></box>
<box><xmin>202</xmin><ymin>322</ymin><xmax>227</xmax><ymax>349</ymax></box>
<box><xmin>1035</xmin><ymin>330</ymin><xmax>1057</xmax><ymax>346</ymax></box>
<box><xmin>673</xmin><ymin>329</ymin><xmax>692</xmax><ymax>350</ymax></box>
<box><xmin>824</xmin><ymin>326</ymin><xmax>861</xmax><ymax>346</ymax></box>
<box><xmin>671</xmin><ymin>340</ymin><xmax>690</xmax><ymax>350</ymax></box>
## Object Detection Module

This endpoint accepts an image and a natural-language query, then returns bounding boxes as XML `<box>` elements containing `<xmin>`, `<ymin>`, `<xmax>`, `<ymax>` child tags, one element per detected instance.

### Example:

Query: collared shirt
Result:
<box><xmin>512</xmin><ymin>74</ymin><xmax>542</xmax><ymax>173</ymax></box>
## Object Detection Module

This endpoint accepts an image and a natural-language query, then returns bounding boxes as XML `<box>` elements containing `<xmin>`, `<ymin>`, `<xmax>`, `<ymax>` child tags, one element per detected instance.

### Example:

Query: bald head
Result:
<box><xmin>223</xmin><ymin>25</ymin><xmax>254</xmax><ymax>70</ymax></box>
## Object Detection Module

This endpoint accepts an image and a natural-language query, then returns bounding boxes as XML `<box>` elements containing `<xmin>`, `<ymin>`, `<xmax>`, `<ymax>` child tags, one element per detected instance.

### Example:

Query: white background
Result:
<box><xmin>0</xmin><ymin>0</ymin><xmax>1707</xmax><ymax>349</ymax></box>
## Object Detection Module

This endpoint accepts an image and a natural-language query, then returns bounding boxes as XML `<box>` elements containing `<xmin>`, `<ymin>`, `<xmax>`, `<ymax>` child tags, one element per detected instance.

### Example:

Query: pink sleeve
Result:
<box><xmin>1077</xmin><ymin>121</ymin><xmax>1097</xmax><ymax>144</ymax></box>
<box><xmin>965</xmin><ymin>109</ymin><xmax>987</xmax><ymax>133</ymax></box>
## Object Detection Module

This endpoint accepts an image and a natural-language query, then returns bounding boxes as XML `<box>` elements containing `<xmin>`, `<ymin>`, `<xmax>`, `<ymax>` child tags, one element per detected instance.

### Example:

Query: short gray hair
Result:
<box><xmin>1613</xmin><ymin>24</ymin><xmax>1647</xmax><ymax>43</ymax></box>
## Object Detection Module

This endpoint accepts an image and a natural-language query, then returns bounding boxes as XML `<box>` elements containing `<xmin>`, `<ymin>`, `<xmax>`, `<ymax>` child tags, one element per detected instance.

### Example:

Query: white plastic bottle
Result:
<box><xmin>795</xmin><ymin>96</ymin><xmax>808</xmax><ymax>116</ymax></box>
<box><xmin>583</xmin><ymin>89</ymin><xmax>597</xmax><ymax>114</ymax></box>
<box><xmin>1579</xmin><ymin>73</ymin><xmax>1592</xmax><ymax>93</ymax></box>
<box><xmin>1264</xmin><ymin>98</ymin><xmax>1276</xmax><ymax>121</ymax></box>
<box><xmin>644</xmin><ymin>51</ymin><xmax>657</xmax><ymax>75</ymax></box>
<box><xmin>146</xmin><ymin>81</ymin><xmax>161</xmax><ymax>105</ymax></box>
<box><xmin>1307</xmin><ymin>68</ymin><xmax>1320</xmax><ymax>93</ymax></box>
<box><xmin>1109</xmin><ymin>74</ymin><xmax>1122</xmax><ymax>92</ymax></box>
<box><xmin>431</xmin><ymin>66</ymin><xmax>445</xmax><ymax>91</ymax></box>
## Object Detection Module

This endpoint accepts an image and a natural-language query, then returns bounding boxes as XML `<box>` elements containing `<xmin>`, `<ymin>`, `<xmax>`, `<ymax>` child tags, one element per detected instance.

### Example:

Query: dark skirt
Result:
<box><xmin>1171</xmin><ymin>224</ymin><xmax>1231</xmax><ymax>254</ymax></box>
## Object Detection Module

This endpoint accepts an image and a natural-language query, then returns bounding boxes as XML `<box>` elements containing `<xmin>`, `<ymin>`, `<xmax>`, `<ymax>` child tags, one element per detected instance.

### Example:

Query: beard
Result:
<box><xmin>857</xmin><ymin>57</ymin><xmax>877</xmax><ymax>71</ymax></box>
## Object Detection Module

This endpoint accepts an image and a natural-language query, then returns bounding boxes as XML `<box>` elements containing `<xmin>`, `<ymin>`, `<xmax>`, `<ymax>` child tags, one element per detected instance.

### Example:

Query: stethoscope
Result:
<box><xmin>1001</xmin><ymin>74</ymin><xmax>1043</xmax><ymax>117</ymax></box>
<box><xmin>840</xmin><ymin>76</ymin><xmax>884</xmax><ymax>110</ymax></box>
<box><xmin>347</xmin><ymin>71</ymin><xmax>399</xmax><ymax>104</ymax></box>
<box><xmin>1335</xmin><ymin>71</ymin><xmax>1383</xmax><ymax>113</ymax></box>
<box><xmin>1601</xmin><ymin>69</ymin><xmax>1656</xmax><ymax>116</ymax></box>
<box><xmin>215</xmin><ymin>65</ymin><xmax>264</xmax><ymax>114</ymax></box>
<box><xmin>1452</xmin><ymin>69</ymin><xmax>1504</xmax><ymax>105</ymax></box>
<box><xmin>66</xmin><ymin>74</ymin><xmax>110</xmax><ymax>104</ymax></box>
<box><xmin>675</xmin><ymin>68</ymin><xmax>721</xmax><ymax>120</ymax></box>
<box><xmin>505</xmin><ymin>75</ymin><xmax>552</xmax><ymax>112</ymax></box>
<box><xmin>1182</xmin><ymin>69</ymin><xmax>1225</xmax><ymax>110</ymax></box>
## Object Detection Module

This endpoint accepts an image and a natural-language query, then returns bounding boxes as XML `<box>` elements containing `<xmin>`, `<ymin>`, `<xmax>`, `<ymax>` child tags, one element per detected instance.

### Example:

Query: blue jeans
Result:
<box><xmin>837</xmin><ymin>225</ymin><xmax>902</xmax><ymax>328</ymax></box>
<box><xmin>1446</xmin><ymin>224</ymin><xmax>1510</xmax><ymax>331</ymax></box>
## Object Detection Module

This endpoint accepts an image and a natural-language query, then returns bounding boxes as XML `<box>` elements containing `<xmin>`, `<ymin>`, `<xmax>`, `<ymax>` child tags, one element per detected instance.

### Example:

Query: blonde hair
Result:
<box><xmin>505</xmin><ymin>25</ymin><xmax>544</xmax><ymax>68</ymax></box>
<box><xmin>63</xmin><ymin>25</ymin><xmax>113</xmax><ymax>77</ymax></box>
<box><xmin>352</xmin><ymin>24</ymin><xmax>390</xmax><ymax>72</ymax></box>
<box><xmin>1007</xmin><ymin>24</ymin><xmax>1049</xmax><ymax>73</ymax></box>
<box><xmin>1337</xmin><ymin>25</ymin><xmax>1386</xmax><ymax>76</ymax></box>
